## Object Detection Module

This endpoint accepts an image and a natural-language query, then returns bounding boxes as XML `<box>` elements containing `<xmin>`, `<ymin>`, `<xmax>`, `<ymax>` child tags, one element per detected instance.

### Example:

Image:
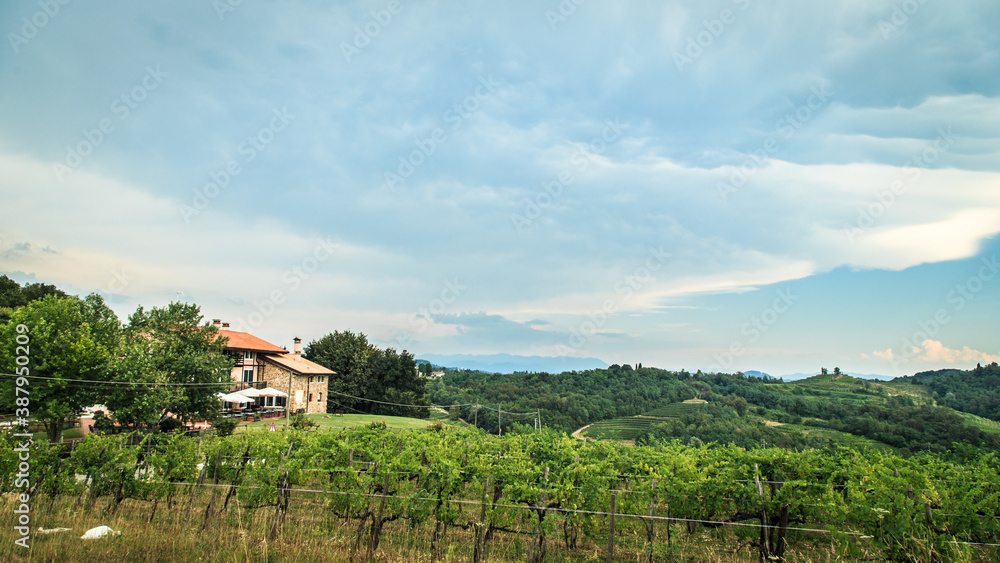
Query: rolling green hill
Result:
<box><xmin>432</xmin><ymin>364</ymin><xmax>1000</xmax><ymax>455</ymax></box>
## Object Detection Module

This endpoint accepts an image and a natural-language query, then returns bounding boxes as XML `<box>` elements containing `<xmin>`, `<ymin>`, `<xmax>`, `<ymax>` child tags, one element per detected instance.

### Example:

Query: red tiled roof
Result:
<box><xmin>218</xmin><ymin>330</ymin><xmax>288</xmax><ymax>354</ymax></box>
<box><xmin>263</xmin><ymin>353</ymin><xmax>336</xmax><ymax>375</ymax></box>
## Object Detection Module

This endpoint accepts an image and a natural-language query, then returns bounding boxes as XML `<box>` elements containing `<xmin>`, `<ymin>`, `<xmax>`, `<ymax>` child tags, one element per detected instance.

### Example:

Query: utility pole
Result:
<box><xmin>286</xmin><ymin>370</ymin><xmax>293</xmax><ymax>426</ymax></box>
<box><xmin>474</xmin><ymin>402</ymin><xmax>478</xmax><ymax>427</ymax></box>
<box><xmin>537</xmin><ymin>409</ymin><xmax>541</xmax><ymax>431</ymax></box>
<box><xmin>498</xmin><ymin>405</ymin><xmax>502</xmax><ymax>436</ymax></box>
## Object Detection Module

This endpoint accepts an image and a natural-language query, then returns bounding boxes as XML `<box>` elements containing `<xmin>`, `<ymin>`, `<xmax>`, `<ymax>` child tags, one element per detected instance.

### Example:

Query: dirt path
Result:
<box><xmin>571</xmin><ymin>424</ymin><xmax>591</xmax><ymax>439</ymax></box>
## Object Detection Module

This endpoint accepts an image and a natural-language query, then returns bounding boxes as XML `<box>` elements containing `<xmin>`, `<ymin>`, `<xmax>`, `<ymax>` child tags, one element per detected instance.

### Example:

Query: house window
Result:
<box><xmin>243</xmin><ymin>351</ymin><xmax>255</xmax><ymax>361</ymax></box>
<box><xmin>318</xmin><ymin>376</ymin><xmax>324</xmax><ymax>383</ymax></box>
<box><xmin>309</xmin><ymin>393</ymin><xmax>313</xmax><ymax>403</ymax></box>
<box><xmin>308</xmin><ymin>376</ymin><xmax>313</xmax><ymax>383</ymax></box>
<box><xmin>242</xmin><ymin>368</ymin><xmax>254</xmax><ymax>382</ymax></box>
<box><xmin>318</xmin><ymin>392</ymin><xmax>322</xmax><ymax>402</ymax></box>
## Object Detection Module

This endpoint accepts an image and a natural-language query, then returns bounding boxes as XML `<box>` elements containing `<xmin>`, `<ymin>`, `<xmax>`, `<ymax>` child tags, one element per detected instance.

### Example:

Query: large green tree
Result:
<box><xmin>120</xmin><ymin>302</ymin><xmax>231</xmax><ymax>425</ymax></box>
<box><xmin>0</xmin><ymin>274</ymin><xmax>67</xmax><ymax>323</ymax></box>
<box><xmin>304</xmin><ymin>330</ymin><xmax>428</xmax><ymax>418</ymax></box>
<box><xmin>0</xmin><ymin>294</ymin><xmax>109</xmax><ymax>442</ymax></box>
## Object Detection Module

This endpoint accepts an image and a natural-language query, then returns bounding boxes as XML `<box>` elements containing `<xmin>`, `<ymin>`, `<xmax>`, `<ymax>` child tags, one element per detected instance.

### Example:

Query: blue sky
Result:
<box><xmin>1</xmin><ymin>0</ymin><xmax>998</xmax><ymax>377</ymax></box>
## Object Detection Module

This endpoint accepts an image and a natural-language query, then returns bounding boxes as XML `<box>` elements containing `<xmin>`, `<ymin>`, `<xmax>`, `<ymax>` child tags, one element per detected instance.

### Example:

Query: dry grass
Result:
<box><xmin>0</xmin><ymin>490</ymin><xmax>861</xmax><ymax>563</ymax></box>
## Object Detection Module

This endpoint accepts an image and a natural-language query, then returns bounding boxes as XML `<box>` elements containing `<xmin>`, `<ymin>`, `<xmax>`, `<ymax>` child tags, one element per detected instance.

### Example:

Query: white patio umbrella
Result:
<box><xmin>220</xmin><ymin>392</ymin><xmax>254</xmax><ymax>404</ymax></box>
<box><xmin>256</xmin><ymin>387</ymin><xmax>288</xmax><ymax>409</ymax></box>
<box><xmin>235</xmin><ymin>387</ymin><xmax>264</xmax><ymax>398</ymax></box>
<box><xmin>258</xmin><ymin>387</ymin><xmax>288</xmax><ymax>398</ymax></box>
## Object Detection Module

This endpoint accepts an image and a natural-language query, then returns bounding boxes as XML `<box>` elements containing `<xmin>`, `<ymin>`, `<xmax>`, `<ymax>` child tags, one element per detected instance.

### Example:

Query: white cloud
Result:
<box><xmin>3</xmin><ymin>1</ymin><xmax>1000</xmax><ymax>375</ymax></box>
<box><xmin>916</xmin><ymin>340</ymin><xmax>1000</xmax><ymax>365</ymax></box>
<box><xmin>870</xmin><ymin>340</ymin><xmax>1000</xmax><ymax>367</ymax></box>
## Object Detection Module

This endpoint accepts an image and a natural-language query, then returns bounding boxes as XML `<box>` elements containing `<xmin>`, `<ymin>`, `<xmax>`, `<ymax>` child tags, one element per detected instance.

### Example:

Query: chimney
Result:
<box><xmin>293</xmin><ymin>337</ymin><xmax>301</xmax><ymax>355</ymax></box>
<box><xmin>212</xmin><ymin>319</ymin><xmax>221</xmax><ymax>327</ymax></box>
<box><xmin>222</xmin><ymin>322</ymin><xmax>230</xmax><ymax>329</ymax></box>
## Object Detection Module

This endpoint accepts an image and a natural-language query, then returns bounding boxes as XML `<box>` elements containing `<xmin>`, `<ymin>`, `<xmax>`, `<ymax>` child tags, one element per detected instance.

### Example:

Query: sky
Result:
<box><xmin>1</xmin><ymin>0</ymin><xmax>998</xmax><ymax>378</ymax></box>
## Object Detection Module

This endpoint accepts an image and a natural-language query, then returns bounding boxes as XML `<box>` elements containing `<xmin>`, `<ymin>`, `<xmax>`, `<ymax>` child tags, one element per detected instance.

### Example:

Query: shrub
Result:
<box><xmin>158</xmin><ymin>417</ymin><xmax>184</xmax><ymax>433</ymax></box>
<box><xmin>291</xmin><ymin>414</ymin><xmax>317</xmax><ymax>430</ymax></box>
<box><xmin>213</xmin><ymin>417</ymin><xmax>238</xmax><ymax>437</ymax></box>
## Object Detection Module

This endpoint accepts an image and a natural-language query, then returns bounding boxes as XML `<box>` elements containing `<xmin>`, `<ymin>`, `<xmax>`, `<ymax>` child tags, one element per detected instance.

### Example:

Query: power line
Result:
<box><xmin>0</xmin><ymin>372</ymin><xmax>227</xmax><ymax>387</ymax></box>
<box><xmin>323</xmin><ymin>387</ymin><xmax>474</xmax><ymax>410</ymax></box>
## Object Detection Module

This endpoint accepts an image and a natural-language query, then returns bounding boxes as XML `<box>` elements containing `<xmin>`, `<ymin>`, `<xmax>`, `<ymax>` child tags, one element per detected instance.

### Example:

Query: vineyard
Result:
<box><xmin>584</xmin><ymin>400</ymin><xmax>708</xmax><ymax>441</ymax></box>
<box><xmin>2</xmin><ymin>423</ymin><xmax>1000</xmax><ymax>562</ymax></box>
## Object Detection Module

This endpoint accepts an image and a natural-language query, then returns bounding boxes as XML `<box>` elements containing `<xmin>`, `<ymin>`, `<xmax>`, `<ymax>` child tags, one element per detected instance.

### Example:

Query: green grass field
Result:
<box><xmin>237</xmin><ymin>412</ymin><xmax>439</xmax><ymax>431</ymax></box>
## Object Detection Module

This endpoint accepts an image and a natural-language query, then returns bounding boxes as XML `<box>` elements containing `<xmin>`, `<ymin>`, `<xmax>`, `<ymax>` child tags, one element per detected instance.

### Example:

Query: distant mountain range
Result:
<box><xmin>416</xmin><ymin>353</ymin><xmax>607</xmax><ymax>374</ymax></box>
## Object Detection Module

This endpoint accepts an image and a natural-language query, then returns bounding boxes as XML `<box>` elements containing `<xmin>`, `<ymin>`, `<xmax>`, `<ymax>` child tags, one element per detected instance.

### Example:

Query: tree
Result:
<box><xmin>102</xmin><ymin>335</ymin><xmax>182</xmax><ymax>430</ymax></box>
<box><xmin>304</xmin><ymin>330</ymin><xmax>429</xmax><ymax>418</ymax></box>
<box><xmin>304</xmin><ymin>330</ymin><xmax>377</xmax><ymax>413</ymax></box>
<box><xmin>0</xmin><ymin>295</ymin><xmax>108</xmax><ymax>442</ymax></box>
<box><xmin>372</xmin><ymin>347</ymin><xmax>429</xmax><ymax>418</ymax></box>
<box><xmin>119</xmin><ymin>302</ymin><xmax>231</xmax><ymax>426</ymax></box>
<box><xmin>0</xmin><ymin>275</ymin><xmax>67</xmax><ymax>323</ymax></box>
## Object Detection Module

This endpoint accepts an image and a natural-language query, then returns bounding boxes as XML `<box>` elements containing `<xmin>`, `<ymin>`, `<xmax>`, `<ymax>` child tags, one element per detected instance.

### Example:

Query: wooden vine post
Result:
<box><xmin>185</xmin><ymin>453</ymin><xmax>208</xmax><ymax>524</ymax></box>
<box><xmin>222</xmin><ymin>441</ymin><xmax>251</xmax><ymax>512</ymax></box>
<box><xmin>528</xmin><ymin>466</ymin><xmax>549</xmax><ymax>563</ymax></box>
<box><xmin>368</xmin><ymin>472</ymin><xmax>390</xmax><ymax>557</ymax></box>
<box><xmin>754</xmin><ymin>467</ymin><xmax>771</xmax><ymax>562</ymax></box>
<box><xmin>473</xmin><ymin>477</ymin><xmax>491</xmax><ymax>563</ymax></box>
<box><xmin>754</xmin><ymin>464</ymin><xmax>789</xmax><ymax>563</ymax></box>
<box><xmin>148</xmin><ymin>451</ymin><xmax>177</xmax><ymax>523</ymax></box>
<box><xmin>667</xmin><ymin>462</ymin><xmax>677</xmax><ymax>546</ymax></box>
<box><xmin>270</xmin><ymin>441</ymin><xmax>295</xmax><ymax>539</ymax></box>
<box><xmin>202</xmin><ymin>449</ymin><xmax>223</xmax><ymax>530</ymax></box>
<box><xmin>352</xmin><ymin>460</ymin><xmax>379</xmax><ymax>562</ymax></box>
<box><xmin>606</xmin><ymin>492</ymin><xmax>617</xmax><ymax>563</ymax></box>
<box><xmin>645</xmin><ymin>478</ymin><xmax>657</xmax><ymax>563</ymax></box>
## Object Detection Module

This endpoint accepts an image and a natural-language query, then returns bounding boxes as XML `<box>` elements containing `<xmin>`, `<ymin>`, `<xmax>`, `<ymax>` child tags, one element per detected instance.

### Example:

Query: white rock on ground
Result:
<box><xmin>37</xmin><ymin>527</ymin><xmax>72</xmax><ymax>534</ymax></box>
<box><xmin>80</xmin><ymin>526</ymin><xmax>121</xmax><ymax>540</ymax></box>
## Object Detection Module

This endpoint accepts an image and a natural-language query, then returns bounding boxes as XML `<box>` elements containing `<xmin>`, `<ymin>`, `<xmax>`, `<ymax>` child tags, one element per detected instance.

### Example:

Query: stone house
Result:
<box><xmin>215</xmin><ymin>320</ymin><xmax>332</xmax><ymax>414</ymax></box>
<box><xmin>260</xmin><ymin>338</ymin><xmax>333</xmax><ymax>415</ymax></box>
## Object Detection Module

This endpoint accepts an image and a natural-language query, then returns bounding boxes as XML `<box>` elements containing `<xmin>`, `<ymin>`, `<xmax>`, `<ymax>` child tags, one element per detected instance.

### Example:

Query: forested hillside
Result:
<box><xmin>430</xmin><ymin>365</ymin><xmax>1000</xmax><ymax>456</ymax></box>
<box><xmin>900</xmin><ymin>362</ymin><xmax>1000</xmax><ymax>422</ymax></box>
